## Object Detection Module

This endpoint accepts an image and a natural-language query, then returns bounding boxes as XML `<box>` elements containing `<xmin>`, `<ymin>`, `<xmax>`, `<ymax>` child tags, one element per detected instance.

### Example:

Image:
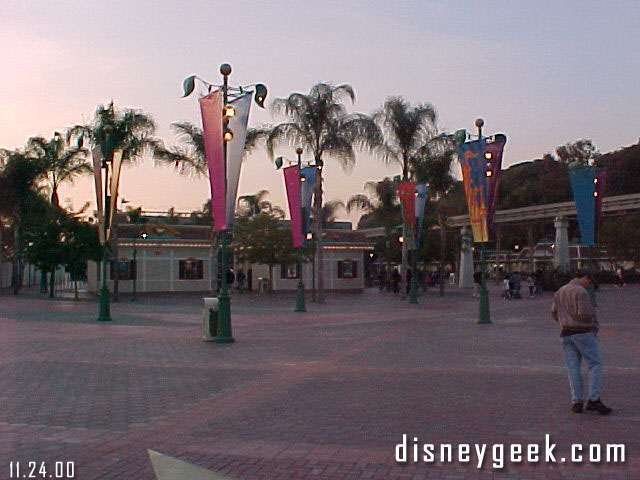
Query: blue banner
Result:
<box><xmin>300</xmin><ymin>166</ymin><xmax>316</xmax><ymax>241</ymax></box>
<box><xmin>569</xmin><ymin>167</ymin><xmax>596</xmax><ymax>246</ymax></box>
<box><xmin>415</xmin><ymin>183</ymin><xmax>428</xmax><ymax>248</ymax></box>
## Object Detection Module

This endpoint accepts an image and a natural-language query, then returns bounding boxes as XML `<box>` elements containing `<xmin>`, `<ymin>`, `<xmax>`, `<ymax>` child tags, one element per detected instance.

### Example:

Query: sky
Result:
<box><xmin>1</xmin><ymin>0</ymin><xmax>639</xmax><ymax>223</ymax></box>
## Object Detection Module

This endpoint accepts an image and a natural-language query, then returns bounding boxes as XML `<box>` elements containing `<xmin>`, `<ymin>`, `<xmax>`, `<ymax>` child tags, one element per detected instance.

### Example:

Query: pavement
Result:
<box><xmin>1</xmin><ymin>284</ymin><xmax>639</xmax><ymax>480</ymax></box>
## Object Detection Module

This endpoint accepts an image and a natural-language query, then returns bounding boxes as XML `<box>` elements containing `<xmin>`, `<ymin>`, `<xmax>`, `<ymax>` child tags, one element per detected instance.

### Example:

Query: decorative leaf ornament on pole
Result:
<box><xmin>183</xmin><ymin>64</ymin><xmax>267</xmax><ymax>343</ymax></box>
<box><xmin>455</xmin><ymin>119</ymin><xmax>507</xmax><ymax>324</ymax></box>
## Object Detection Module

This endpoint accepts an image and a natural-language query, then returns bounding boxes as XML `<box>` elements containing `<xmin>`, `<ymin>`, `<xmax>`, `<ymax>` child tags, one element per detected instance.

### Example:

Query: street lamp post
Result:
<box><xmin>132</xmin><ymin>230</ymin><xmax>146</xmax><ymax>302</ymax></box>
<box><xmin>408</xmin><ymin>249</ymin><xmax>418</xmax><ymax>304</ymax></box>
<box><xmin>475</xmin><ymin>118</ymin><xmax>491</xmax><ymax>324</ymax></box>
<box><xmin>97</xmin><ymin>126</ymin><xmax>114</xmax><ymax>322</ymax></box>
<box><xmin>295</xmin><ymin>148</ymin><xmax>307</xmax><ymax>312</ymax></box>
<box><xmin>276</xmin><ymin>148</ymin><xmax>313</xmax><ymax>312</ymax></box>
<box><xmin>182</xmin><ymin>63</ymin><xmax>267</xmax><ymax>343</ymax></box>
<box><xmin>215</xmin><ymin>63</ymin><xmax>234</xmax><ymax>343</ymax></box>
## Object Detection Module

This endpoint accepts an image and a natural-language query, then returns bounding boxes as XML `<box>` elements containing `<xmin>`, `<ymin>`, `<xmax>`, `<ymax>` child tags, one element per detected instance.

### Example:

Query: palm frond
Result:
<box><xmin>346</xmin><ymin>194</ymin><xmax>372</xmax><ymax>213</ymax></box>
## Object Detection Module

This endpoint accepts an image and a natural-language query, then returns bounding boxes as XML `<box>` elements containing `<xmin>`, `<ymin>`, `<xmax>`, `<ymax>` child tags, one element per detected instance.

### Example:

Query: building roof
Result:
<box><xmin>116</xmin><ymin>223</ymin><xmax>374</xmax><ymax>249</ymax></box>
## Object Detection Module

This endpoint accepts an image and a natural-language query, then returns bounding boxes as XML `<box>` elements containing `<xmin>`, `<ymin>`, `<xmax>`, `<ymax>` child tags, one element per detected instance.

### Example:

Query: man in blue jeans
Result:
<box><xmin>551</xmin><ymin>270</ymin><xmax>612</xmax><ymax>415</ymax></box>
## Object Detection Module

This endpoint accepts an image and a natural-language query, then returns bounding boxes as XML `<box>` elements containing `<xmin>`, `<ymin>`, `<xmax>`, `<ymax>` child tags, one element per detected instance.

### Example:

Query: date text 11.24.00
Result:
<box><xmin>9</xmin><ymin>461</ymin><xmax>75</xmax><ymax>479</ymax></box>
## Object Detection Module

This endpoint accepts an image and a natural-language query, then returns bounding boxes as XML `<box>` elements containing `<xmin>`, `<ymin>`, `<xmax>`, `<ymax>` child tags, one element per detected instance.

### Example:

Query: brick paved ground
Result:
<box><xmin>1</xmin><ymin>284</ymin><xmax>638</xmax><ymax>479</ymax></box>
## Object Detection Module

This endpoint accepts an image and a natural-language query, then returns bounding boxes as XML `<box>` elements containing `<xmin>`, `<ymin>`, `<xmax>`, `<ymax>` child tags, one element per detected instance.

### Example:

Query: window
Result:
<box><xmin>179</xmin><ymin>258</ymin><xmax>204</xmax><ymax>280</ymax></box>
<box><xmin>337</xmin><ymin>260</ymin><xmax>358</xmax><ymax>279</ymax></box>
<box><xmin>111</xmin><ymin>260</ymin><xmax>136</xmax><ymax>280</ymax></box>
<box><xmin>280</xmin><ymin>263</ymin><xmax>300</xmax><ymax>279</ymax></box>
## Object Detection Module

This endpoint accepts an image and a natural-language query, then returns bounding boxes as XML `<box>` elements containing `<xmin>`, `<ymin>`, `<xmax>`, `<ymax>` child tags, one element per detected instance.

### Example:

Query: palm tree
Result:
<box><xmin>69</xmin><ymin>102</ymin><xmax>156</xmax><ymax>301</ymax></box>
<box><xmin>318</xmin><ymin>200</ymin><xmax>345</xmax><ymax>229</ymax></box>
<box><xmin>348</xmin><ymin>178</ymin><xmax>402</xmax><ymax>288</ymax></box>
<box><xmin>266</xmin><ymin>83</ymin><xmax>382</xmax><ymax>303</ymax></box>
<box><xmin>154</xmin><ymin>122</ymin><xmax>267</xmax><ymax>177</ymax></box>
<box><xmin>237</xmin><ymin>190</ymin><xmax>276</xmax><ymax>217</ymax></box>
<box><xmin>374</xmin><ymin>96</ymin><xmax>437</xmax><ymax>296</ymax></box>
<box><xmin>0</xmin><ymin>149</ymin><xmax>48</xmax><ymax>294</ymax></box>
<box><xmin>347</xmin><ymin>179</ymin><xmax>400</xmax><ymax>228</ymax></box>
<box><xmin>153</xmin><ymin>122</ymin><xmax>207</xmax><ymax>177</ymax></box>
<box><xmin>26</xmin><ymin>132</ymin><xmax>91</xmax><ymax>206</ymax></box>
<box><xmin>411</xmin><ymin>139</ymin><xmax>457</xmax><ymax>296</ymax></box>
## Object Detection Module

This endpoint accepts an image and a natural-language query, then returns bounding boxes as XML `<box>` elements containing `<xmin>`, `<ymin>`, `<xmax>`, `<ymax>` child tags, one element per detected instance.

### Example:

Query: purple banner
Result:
<box><xmin>283</xmin><ymin>165</ymin><xmax>303</xmax><ymax>248</ymax></box>
<box><xmin>485</xmin><ymin>135</ymin><xmax>506</xmax><ymax>238</ymax></box>
<box><xmin>199</xmin><ymin>90</ymin><xmax>225</xmax><ymax>231</ymax></box>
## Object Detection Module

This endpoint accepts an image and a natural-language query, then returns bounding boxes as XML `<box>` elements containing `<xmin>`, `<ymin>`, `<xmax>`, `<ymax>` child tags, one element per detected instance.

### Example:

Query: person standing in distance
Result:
<box><xmin>551</xmin><ymin>270</ymin><xmax>612</xmax><ymax>415</ymax></box>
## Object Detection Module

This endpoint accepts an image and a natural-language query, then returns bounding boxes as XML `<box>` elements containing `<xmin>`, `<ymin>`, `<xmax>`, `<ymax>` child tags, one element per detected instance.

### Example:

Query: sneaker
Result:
<box><xmin>571</xmin><ymin>402</ymin><xmax>583</xmax><ymax>413</ymax></box>
<box><xmin>586</xmin><ymin>398</ymin><xmax>612</xmax><ymax>415</ymax></box>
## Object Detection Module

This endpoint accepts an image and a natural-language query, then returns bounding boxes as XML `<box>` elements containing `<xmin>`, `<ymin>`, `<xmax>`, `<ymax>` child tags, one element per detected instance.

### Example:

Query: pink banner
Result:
<box><xmin>283</xmin><ymin>165</ymin><xmax>303</xmax><ymax>247</ymax></box>
<box><xmin>396</xmin><ymin>181</ymin><xmax>416</xmax><ymax>227</ymax></box>
<box><xmin>199</xmin><ymin>90</ymin><xmax>226</xmax><ymax>231</ymax></box>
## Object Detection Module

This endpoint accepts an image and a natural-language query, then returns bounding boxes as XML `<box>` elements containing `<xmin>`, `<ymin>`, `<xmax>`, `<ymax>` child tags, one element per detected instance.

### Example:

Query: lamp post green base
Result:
<box><xmin>408</xmin><ymin>253</ymin><xmax>418</xmax><ymax>304</ymax></box>
<box><xmin>214</xmin><ymin>231</ymin><xmax>234</xmax><ymax>343</ymax></box>
<box><xmin>295</xmin><ymin>279</ymin><xmax>306</xmax><ymax>312</ymax></box>
<box><xmin>477</xmin><ymin>243</ymin><xmax>491</xmax><ymax>324</ymax></box>
<box><xmin>409</xmin><ymin>281</ymin><xmax>419</xmax><ymax>303</ymax></box>
<box><xmin>478</xmin><ymin>287</ymin><xmax>491</xmax><ymax>324</ymax></box>
<box><xmin>214</xmin><ymin>293</ymin><xmax>234</xmax><ymax>343</ymax></box>
<box><xmin>97</xmin><ymin>284</ymin><xmax>112</xmax><ymax>322</ymax></box>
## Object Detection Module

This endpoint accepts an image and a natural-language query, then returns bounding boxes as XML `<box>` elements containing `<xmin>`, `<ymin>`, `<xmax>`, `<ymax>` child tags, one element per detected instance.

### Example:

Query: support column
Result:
<box><xmin>553</xmin><ymin>216</ymin><xmax>570</xmax><ymax>271</ymax></box>
<box><xmin>458</xmin><ymin>226</ymin><xmax>474</xmax><ymax>288</ymax></box>
<box><xmin>527</xmin><ymin>224</ymin><xmax>535</xmax><ymax>273</ymax></box>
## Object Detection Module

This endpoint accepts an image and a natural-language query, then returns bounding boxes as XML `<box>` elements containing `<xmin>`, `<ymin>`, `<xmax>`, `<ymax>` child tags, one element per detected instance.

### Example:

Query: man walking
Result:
<box><xmin>551</xmin><ymin>270</ymin><xmax>612</xmax><ymax>415</ymax></box>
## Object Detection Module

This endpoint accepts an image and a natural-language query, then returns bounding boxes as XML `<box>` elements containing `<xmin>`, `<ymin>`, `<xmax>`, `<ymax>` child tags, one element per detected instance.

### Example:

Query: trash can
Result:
<box><xmin>202</xmin><ymin>297</ymin><xmax>219</xmax><ymax>341</ymax></box>
<box><xmin>258</xmin><ymin>277</ymin><xmax>269</xmax><ymax>294</ymax></box>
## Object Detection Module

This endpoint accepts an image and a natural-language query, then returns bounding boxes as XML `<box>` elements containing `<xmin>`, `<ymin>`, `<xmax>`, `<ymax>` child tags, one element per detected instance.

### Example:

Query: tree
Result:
<box><xmin>153</xmin><ymin>122</ymin><xmax>207</xmax><ymax>177</ymax></box>
<box><xmin>348</xmin><ymin>178</ymin><xmax>402</xmax><ymax>288</ymax></box>
<box><xmin>0</xmin><ymin>149</ymin><xmax>48</xmax><ymax>293</ymax></box>
<box><xmin>374</xmin><ymin>97</ymin><xmax>437</xmax><ymax>296</ymax></box>
<box><xmin>237</xmin><ymin>190</ymin><xmax>284</xmax><ymax>218</ymax></box>
<box><xmin>62</xmin><ymin>217</ymin><xmax>102</xmax><ymax>300</ymax></box>
<box><xmin>596</xmin><ymin>141</ymin><xmax>640</xmax><ymax>197</ymax></box>
<box><xmin>232</xmin><ymin>213</ymin><xmax>300</xmax><ymax>291</ymax></box>
<box><xmin>24</xmin><ymin>207</ymin><xmax>102</xmax><ymax>299</ymax></box>
<box><xmin>69</xmin><ymin>102</ymin><xmax>156</xmax><ymax>301</ymax></box>
<box><xmin>317</xmin><ymin>200</ymin><xmax>345</xmax><ymax>228</ymax></box>
<box><xmin>599</xmin><ymin>214</ymin><xmax>640</xmax><ymax>266</ymax></box>
<box><xmin>266</xmin><ymin>83</ymin><xmax>382</xmax><ymax>303</ymax></box>
<box><xmin>555</xmin><ymin>139</ymin><xmax>600</xmax><ymax>166</ymax></box>
<box><xmin>26</xmin><ymin>133</ymin><xmax>91</xmax><ymax>206</ymax></box>
<box><xmin>409</xmin><ymin>139</ymin><xmax>457</xmax><ymax>296</ymax></box>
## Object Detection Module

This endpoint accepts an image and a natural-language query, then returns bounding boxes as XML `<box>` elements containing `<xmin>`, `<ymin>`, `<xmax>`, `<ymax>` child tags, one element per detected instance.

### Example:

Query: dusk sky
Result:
<box><xmin>2</xmin><ymin>0</ymin><xmax>639</xmax><ymax>223</ymax></box>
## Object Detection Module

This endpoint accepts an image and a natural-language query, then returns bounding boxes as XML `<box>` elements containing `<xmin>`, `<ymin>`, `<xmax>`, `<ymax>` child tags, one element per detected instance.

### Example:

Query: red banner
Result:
<box><xmin>199</xmin><ymin>90</ymin><xmax>226</xmax><ymax>231</ymax></box>
<box><xmin>283</xmin><ymin>165</ymin><xmax>303</xmax><ymax>247</ymax></box>
<box><xmin>396</xmin><ymin>181</ymin><xmax>416</xmax><ymax>227</ymax></box>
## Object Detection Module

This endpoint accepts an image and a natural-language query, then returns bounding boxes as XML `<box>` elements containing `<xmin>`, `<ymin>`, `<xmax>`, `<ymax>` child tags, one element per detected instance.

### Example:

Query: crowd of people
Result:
<box><xmin>376</xmin><ymin>268</ymin><xmax>442</xmax><ymax>295</ymax></box>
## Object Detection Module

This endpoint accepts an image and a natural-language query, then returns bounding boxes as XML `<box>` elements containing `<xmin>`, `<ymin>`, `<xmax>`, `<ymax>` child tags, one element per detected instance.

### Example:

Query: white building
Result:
<box><xmin>87</xmin><ymin>223</ymin><xmax>374</xmax><ymax>294</ymax></box>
